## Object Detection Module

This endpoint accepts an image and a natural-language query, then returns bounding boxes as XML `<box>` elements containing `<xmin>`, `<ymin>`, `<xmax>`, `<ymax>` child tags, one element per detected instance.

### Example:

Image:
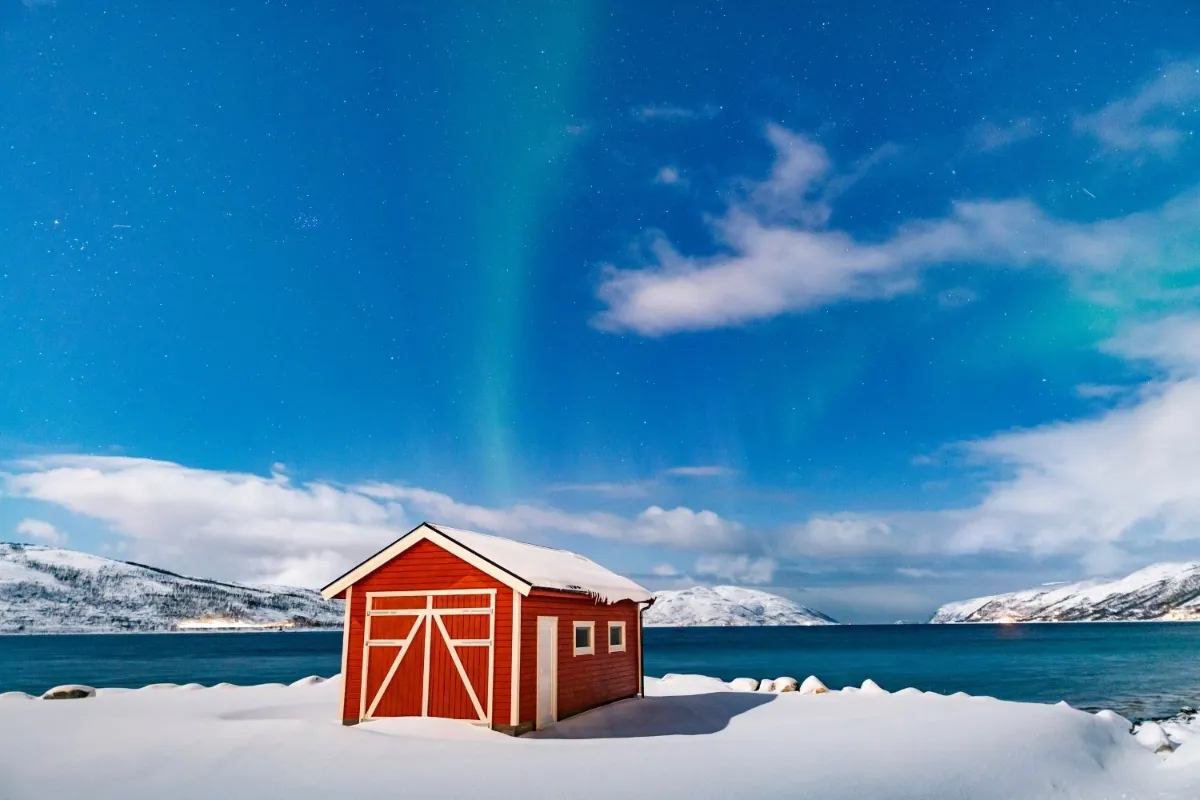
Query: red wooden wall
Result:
<box><xmin>340</xmin><ymin>539</ymin><xmax>514</xmax><ymax>725</ymax></box>
<box><xmin>517</xmin><ymin>593</ymin><xmax>641</xmax><ymax>724</ymax></box>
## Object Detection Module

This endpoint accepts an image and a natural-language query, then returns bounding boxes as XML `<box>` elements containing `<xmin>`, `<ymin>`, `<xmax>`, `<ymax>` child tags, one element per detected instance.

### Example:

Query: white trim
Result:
<box><xmin>367</xmin><ymin>607</ymin><xmax>492</xmax><ymax>617</ymax></box>
<box><xmin>338</xmin><ymin>586</ymin><xmax>352</xmax><ymax>720</ymax></box>
<box><xmin>510</xmin><ymin>591</ymin><xmax>521</xmax><ymax>728</ymax></box>
<box><xmin>607</xmin><ymin>620</ymin><xmax>627</xmax><ymax>653</ymax></box>
<box><xmin>321</xmin><ymin>525</ymin><xmax>531</xmax><ymax>600</ymax></box>
<box><xmin>421</xmin><ymin>594</ymin><xmax>432</xmax><ymax>716</ymax></box>
<box><xmin>358</xmin><ymin>589</ymin><xmax>496</xmax><ymax>725</ymax></box>
<box><xmin>572</xmin><ymin>620</ymin><xmax>595</xmax><ymax>656</ymax></box>
<box><xmin>636</xmin><ymin>608</ymin><xmax>644</xmax><ymax>695</ymax></box>
<box><xmin>367</xmin><ymin>585</ymin><xmax>494</xmax><ymax>597</ymax></box>
<box><xmin>486</xmin><ymin>591</ymin><xmax>495</xmax><ymax>727</ymax></box>
<box><xmin>358</xmin><ymin>602</ymin><xmax>372</xmax><ymax>721</ymax></box>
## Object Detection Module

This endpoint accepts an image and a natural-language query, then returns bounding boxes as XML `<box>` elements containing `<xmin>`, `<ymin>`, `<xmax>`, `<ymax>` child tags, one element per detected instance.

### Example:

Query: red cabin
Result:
<box><xmin>320</xmin><ymin>522</ymin><xmax>654</xmax><ymax>735</ymax></box>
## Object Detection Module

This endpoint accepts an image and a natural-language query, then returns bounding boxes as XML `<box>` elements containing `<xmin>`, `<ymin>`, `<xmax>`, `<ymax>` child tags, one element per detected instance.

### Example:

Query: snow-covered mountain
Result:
<box><xmin>931</xmin><ymin>562</ymin><xmax>1200</xmax><ymax>623</ymax></box>
<box><xmin>0</xmin><ymin>543</ymin><xmax>342</xmax><ymax>633</ymax></box>
<box><xmin>644</xmin><ymin>585</ymin><xmax>838</xmax><ymax>627</ymax></box>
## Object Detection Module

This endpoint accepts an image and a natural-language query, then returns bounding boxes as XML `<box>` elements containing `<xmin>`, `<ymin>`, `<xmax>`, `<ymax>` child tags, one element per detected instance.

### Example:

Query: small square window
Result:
<box><xmin>573</xmin><ymin>621</ymin><xmax>595</xmax><ymax>655</ymax></box>
<box><xmin>608</xmin><ymin>621</ymin><xmax>626</xmax><ymax>653</ymax></box>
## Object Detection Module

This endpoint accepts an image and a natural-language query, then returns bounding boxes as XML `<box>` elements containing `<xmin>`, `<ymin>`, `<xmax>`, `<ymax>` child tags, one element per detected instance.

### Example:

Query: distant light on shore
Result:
<box><xmin>176</xmin><ymin>618</ymin><xmax>296</xmax><ymax>631</ymax></box>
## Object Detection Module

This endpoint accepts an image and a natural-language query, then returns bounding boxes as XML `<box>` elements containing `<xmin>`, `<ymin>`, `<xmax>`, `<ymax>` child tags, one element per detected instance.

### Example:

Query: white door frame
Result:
<box><xmin>535</xmin><ymin>615</ymin><xmax>558</xmax><ymax>729</ymax></box>
<box><xmin>360</xmin><ymin>589</ymin><xmax>496</xmax><ymax>725</ymax></box>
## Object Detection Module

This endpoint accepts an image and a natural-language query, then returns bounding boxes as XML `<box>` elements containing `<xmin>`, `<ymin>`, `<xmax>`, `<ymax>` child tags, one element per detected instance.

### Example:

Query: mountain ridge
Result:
<box><xmin>0</xmin><ymin>542</ymin><xmax>342</xmax><ymax>633</ymax></box>
<box><xmin>645</xmin><ymin>585</ymin><xmax>838</xmax><ymax>627</ymax></box>
<box><xmin>931</xmin><ymin>562</ymin><xmax>1200</xmax><ymax>623</ymax></box>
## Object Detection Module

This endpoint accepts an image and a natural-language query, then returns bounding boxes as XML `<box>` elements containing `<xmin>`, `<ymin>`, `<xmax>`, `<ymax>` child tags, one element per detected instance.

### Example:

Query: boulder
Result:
<box><xmin>756</xmin><ymin>679</ymin><xmax>776</xmax><ymax>693</ymax></box>
<box><xmin>729</xmin><ymin>677</ymin><xmax>759</xmax><ymax>692</ymax></box>
<box><xmin>0</xmin><ymin>691</ymin><xmax>33</xmax><ymax>701</ymax></box>
<box><xmin>860</xmin><ymin>678</ymin><xmax>888</xmax><ymax>694</ymax></box>
<box><xmin>799</xmin><ymin>675</ymin><xmax>828</xmax><ymax>695</ymax></box>
<box><xmin>1134</xmin><ymin>721</ymin><xmax>1174</xmax><ymax>754</ymax></box>
<box><xmin>41</xmin><ymin>684</ymin><xmax>96</xmax><ymax>700</ymax></box>
<box><xmin>774</xmin><ymin>677</ymin><xmax>799</xmax><ymax>693</ymax></box>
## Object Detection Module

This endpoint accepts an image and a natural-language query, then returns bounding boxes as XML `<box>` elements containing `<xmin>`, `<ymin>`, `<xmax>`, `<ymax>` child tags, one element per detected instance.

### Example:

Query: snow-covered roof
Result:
<box><xmin>320</xmin><ymin>523</ymin><xmax>652</xmax><ymax>604</ymax></box>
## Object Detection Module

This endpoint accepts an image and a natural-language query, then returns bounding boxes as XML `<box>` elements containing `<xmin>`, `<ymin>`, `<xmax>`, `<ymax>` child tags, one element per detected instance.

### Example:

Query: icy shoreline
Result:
<box><xmin>2</xmin><ymin>673</ymin><xmax>1199</xmax><ymax>799</ymax></box>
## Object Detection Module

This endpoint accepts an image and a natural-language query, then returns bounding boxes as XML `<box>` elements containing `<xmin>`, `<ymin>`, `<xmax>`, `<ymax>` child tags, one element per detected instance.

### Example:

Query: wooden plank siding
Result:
<box><xmin>518</xmin><ymin>594</ymin><xmax>641</xmax><ymax>725</ymax></box>
<box><xmin>340</xmin><ymin>539</ymin><xmax>513</xmax><ymax>726</ymax></box>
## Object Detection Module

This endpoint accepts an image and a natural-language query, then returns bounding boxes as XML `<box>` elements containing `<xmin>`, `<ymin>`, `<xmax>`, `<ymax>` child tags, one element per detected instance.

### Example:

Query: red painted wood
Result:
<box><xmin>340</xmin><ymin>539</ymin><xmax>512</xmax><ymax>725</ymax></box>
<box><xmin>517</xmin><ymin>596</ymin><xmax>641</xmax><ymax>725</ymax></box>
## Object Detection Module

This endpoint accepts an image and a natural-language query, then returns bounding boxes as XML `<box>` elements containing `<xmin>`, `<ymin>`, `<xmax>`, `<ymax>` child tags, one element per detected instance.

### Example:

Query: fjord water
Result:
<box><xmin>2</xmin><ymin>623</ymin><xmax>1198</xmax><ymax>721</ymax></box>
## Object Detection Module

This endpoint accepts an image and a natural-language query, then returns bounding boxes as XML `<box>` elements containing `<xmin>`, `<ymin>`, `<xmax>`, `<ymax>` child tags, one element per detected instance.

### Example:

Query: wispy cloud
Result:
<box><xmin>15</xmin><ymin>518</ymin><xmax>67</xmax><ymax>545</ymax></box>
<box><xmin>593</xmin><ymin>122</ymin><xmax>1200</xmax><ymax>336</ymax></box>
<box><xmin>662</xmin><ymin>465</ymin><xmax>734</xmax><ymax>478</ymax></box>
<box><xmin>694</xmin><ymin>554</ymin><xmax>777</xmax><ymax>584</ymax></box>
<box><xmin>654</xmin><ymin>166</ymin><xmax>684</xmax><ymax>186</ymax></box>
<box><xmin>544</xmin><ymin>480</ymin><xmax>651</xmax><ymax>498</ymax></box>
<box><xmin>968</xmin><ymin>117</ymin><xmax>1040</xmax><ymax>152</ymax></box>
<box><xmin>1075</xmin><ymin>59</ymin><xmax>1200</xmax><ymax>156</ymax></box>
<box><xmin>633</xmin><ymin>103</ymin><xmax>721</xmax><ymax>122</ymax></box>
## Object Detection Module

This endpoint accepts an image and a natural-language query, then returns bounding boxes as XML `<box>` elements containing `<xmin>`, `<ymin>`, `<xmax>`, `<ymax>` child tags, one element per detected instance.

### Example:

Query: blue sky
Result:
<box><xmin>2</xmin><ymin>0</ymin><xmax>1199</xmax><ymax>622</ymax></box>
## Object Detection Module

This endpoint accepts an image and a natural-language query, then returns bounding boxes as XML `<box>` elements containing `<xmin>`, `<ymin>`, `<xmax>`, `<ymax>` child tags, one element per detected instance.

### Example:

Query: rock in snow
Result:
<box><xmin>861</xmin><ymin>679</ymin><xmax>888</xmax><ymax>695</ymax></box>
<box><xmin>644</xmin><ymin>585</ymin><xmax>838</xmax><ymax>627</ymax></box>
<box><xmin>729</xmin><ymin>678</ymin><xmax>760</xmax><ymax>692</ymax></box>
<box><xmin>0</xmin><ymin>542</ymin><xmax>342</xmax><ymax>633</ymax></box>
<box><xmin>41</xmin><ymin>685</ymin><xmax>96</xmax><ymax>700</ymax></box>
<box><xmin>930</xmin><ymin>562</ymin><xmax>1200</xmax><ymax>623</ymax></box>
<box><xmin>799</xmin><ymin>675</ymin><xmax>829</xmax><ymax>695</ymax></box>
<box><xmin>774</xmin><ymin>677</ymin><xmax>798</xmax><ymax>692</ymax></box>
<box><xmin>1136</xmin><ymin>722</ymin><xmax>1175</xmax><ymax>754</ymax></box>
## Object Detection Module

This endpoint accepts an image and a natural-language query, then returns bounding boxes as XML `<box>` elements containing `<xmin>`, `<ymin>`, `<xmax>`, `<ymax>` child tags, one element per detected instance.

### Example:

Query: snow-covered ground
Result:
<box><xmin>2</xmin><ymin>674</ymin><xmax>1198</xmax><ymax>799</ymax></box>
<box><xmin>646</xmin><ymin>585</ymin><xmax>837</xmax><ymax>626</ymax></box>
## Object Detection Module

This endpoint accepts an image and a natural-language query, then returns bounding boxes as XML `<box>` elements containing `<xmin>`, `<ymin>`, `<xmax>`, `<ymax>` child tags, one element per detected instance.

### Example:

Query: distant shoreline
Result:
<box><xmin>6</xmin><ymin>619</ymin><xmax>1200</xmax><ymax>636</ymax></box>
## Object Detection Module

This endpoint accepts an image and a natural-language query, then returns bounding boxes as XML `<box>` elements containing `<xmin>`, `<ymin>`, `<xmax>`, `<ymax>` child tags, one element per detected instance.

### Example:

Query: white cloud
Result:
<box><xmin>593</xmin><ymin>124</ymin><xmax>1200</xmax><ymax>336</ymax></box>
<box><xmin>968</xmin><ymin>117</ymin><xmax>1040</xmax><ymax>152</ymax></box>
<box><xmin>694</xmin><ymin>554</ymin><xmax>777</xmax><ymax>585</ymax></box>
<box><xmin>654</xmin><ymin>166</ymin><xmax>683</xmax><ymax>186</ymax></box>
<box><xmin>651</xmin><ymin>563</ymin><xmax>680</xmax><ymax>577</ymax></box>
<box><xmin>1075</xmin><ymin>59</ymin><xmax>1200</xmax><ymax>156</ymax></box>
<box><xmin>2</xmin><ymin>456</ymin><xmax>746</xmax><ymax>587</ymax></box>
<box><xmin>15</xmin><ymin>518</ymin><xmax>66</xmax><ymax>546</ymax></box>
<box><xmin>785</xmin><ymin>317</ymin><xmax>1200</xmax><ymax>573</ymax></box>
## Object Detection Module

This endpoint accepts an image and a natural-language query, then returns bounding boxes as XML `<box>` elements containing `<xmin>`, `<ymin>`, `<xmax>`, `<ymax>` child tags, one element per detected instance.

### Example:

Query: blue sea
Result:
<box><xmin>2</xmin><ymin>623</ymin><xmax>1198</xmax><ymax>722</ymax></box>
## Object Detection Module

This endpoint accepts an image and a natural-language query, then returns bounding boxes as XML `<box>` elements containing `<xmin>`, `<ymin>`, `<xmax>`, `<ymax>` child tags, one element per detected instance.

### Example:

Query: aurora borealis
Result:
<box><xmin>2</xmin><ymin>1</ymin><xmax>1199</xmax><ymax>621</ymax></box>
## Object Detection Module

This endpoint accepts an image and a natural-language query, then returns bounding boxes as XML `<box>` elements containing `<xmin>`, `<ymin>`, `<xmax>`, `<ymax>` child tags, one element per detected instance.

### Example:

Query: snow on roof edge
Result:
<box><xmin>322</xmin><ymin>522</ymin><xmax>653</xmax><ymax>605</ymax></box>
<box><xmin>427</xmin><ymin>523</ymin><xmax>653</xmax><ymax>605</ymax></box>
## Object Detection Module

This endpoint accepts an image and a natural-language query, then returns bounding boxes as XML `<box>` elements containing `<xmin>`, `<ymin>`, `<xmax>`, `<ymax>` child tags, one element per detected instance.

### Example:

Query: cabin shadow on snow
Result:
<box><xmin>527</xmin><ymin>692</ymin><xmax>776</xmax><ymax>739</ymax></box>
